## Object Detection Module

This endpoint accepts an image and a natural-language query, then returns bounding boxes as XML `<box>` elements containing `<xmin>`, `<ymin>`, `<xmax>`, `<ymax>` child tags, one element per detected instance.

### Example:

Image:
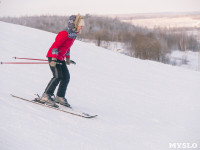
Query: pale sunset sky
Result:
<box><xmin>0</xmin><ymin>0</ymin><xmax>199</xmax><ymax>17</ymax></box>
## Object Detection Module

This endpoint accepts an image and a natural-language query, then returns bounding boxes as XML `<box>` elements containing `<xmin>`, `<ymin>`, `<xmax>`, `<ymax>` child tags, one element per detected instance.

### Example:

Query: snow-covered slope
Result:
<box><xmin>168</xmin><ymin>50</ymin><xmax>199</xmax><ymax>71</ymax></box>
<box><xmin>0</xmin><ymin>21</ymin><xmax>200</xmax><ymax>150</ymax></box>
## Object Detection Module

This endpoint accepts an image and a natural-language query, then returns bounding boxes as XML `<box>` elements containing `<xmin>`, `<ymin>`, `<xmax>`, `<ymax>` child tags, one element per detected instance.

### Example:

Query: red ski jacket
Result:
<box><xmin>46</xmin><ymin>31</ymin><xmax>76</xmax><ymax>61</ymax></box>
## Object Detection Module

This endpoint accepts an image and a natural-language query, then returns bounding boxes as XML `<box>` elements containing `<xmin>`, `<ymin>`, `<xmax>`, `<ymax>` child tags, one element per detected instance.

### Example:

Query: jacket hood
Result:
<box><xmin>68</xmin><ymin>15</ymin><xmax>76</xmax><ymax>30</ymax></box>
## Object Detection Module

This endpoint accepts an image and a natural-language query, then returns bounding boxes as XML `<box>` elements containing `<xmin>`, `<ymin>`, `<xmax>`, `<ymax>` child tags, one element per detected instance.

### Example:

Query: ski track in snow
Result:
<box><xmin>0</xmin><ymin>21</ymin><xmax>200</xmax><ymax>150</ymax></box>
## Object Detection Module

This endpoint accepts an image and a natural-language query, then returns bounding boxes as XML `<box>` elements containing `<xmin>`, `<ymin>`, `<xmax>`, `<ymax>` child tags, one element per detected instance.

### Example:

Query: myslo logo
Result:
<box><xmin>169</xmin><ymin>143</ymin><xmax>198</xmax><ymax>149</ymax></box>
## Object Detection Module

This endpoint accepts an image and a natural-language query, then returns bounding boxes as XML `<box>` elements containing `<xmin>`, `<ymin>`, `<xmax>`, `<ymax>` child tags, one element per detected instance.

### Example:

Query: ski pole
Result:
<box><xmin>1</xmin><ymin>62</ymin><xmax>49</xmax><ymax>64</ymax></box>
<box><xmin>12</xmin><ymin>57</ymin><xmax>76</xmax><ymax>65</ymax></box>
<box><xmin>1</xmin><ymin>62</ymin><xmax>62</xmax><ymax>65</ymax></box>
<box><xmin>12</xmin><ymin>57</ymin><xmax>48</xmax><ymax>61</ymax></box>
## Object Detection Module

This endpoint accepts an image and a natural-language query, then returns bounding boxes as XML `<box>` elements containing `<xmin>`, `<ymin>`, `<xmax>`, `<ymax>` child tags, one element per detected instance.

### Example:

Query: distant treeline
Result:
<box><xmin>1</xmin><ymin>14</ymin><xmax>199</xmax><ymax>63</ymax></box>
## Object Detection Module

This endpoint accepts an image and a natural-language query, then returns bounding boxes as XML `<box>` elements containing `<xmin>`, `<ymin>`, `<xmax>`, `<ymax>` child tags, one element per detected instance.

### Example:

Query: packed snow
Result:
<box><xmin>168</xmin><ymin>50</ymin><xmax>200</xmax><ymax>71</ymax></box>
<box><xmin>0</xmin><ymin>21</ymin><xmax>200</xmax><ymax>150</ymax></box>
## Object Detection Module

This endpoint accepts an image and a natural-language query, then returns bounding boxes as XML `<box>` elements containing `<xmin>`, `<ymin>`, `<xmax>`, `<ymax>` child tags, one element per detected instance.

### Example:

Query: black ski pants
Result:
<box><xmin>44</xmin><ymin>57</ymin><xmax>70</xmax><ymax>97</ymax></box>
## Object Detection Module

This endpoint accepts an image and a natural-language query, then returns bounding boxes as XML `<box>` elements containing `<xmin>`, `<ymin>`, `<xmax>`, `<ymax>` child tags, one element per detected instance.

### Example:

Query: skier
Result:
<box><xmin>40</xmin><ymin>14</ymin><xmax>84</xmax><ymax>107</ymax></box>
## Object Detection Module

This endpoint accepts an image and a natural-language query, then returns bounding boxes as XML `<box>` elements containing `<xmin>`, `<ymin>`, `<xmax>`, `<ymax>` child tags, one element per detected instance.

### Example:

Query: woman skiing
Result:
<box><xmin>40</xmin><ymin>14</ymin><xmax>84</xmax><ymax>108</ymax></box>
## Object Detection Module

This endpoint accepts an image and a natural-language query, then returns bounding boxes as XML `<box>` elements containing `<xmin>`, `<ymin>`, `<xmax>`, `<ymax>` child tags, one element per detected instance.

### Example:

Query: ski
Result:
<box><xmin>10</xmin><ymin>94</ymin><xmax>97</xmax><ymax>119</ymax></box>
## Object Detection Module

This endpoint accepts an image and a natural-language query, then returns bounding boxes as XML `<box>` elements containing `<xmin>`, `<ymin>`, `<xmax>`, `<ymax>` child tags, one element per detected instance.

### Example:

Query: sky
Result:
<box><xmin>0</xmin><ymin>0</ymin><xmax>200</xmax><ymax>17</ymax></box>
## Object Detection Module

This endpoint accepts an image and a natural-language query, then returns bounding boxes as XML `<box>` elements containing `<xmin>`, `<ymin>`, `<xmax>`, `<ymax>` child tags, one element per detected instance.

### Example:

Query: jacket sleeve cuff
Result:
<box><xmin>51</xmin><ymin>55</ymin><xmax>58</xmax><ymax>59</ymax></box>
<box><xmin>65</xmin><ymin>50</ymin><xmax>70</xmax><ymax>59</ymax></box>
<box><xmin>66</xmin><ymin>55</ymin><xmax>70</xmax><ymax>59</ymax></box>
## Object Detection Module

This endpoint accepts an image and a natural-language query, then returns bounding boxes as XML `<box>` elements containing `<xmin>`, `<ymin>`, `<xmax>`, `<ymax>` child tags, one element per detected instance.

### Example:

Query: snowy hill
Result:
<box><xmin>0</xmin><ymin>21</ymin><xmax>200</xmax><ymax>150</ymax></box>
<box><xmin>168</xmin><ymin>50</ymin><xmax>199</xmax><ymax>71</ymax></box>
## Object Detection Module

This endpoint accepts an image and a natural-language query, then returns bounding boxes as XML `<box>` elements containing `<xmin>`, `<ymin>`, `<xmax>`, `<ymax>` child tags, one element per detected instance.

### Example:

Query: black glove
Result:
<box><xmin>70</xmin><ymin>60</ymin><xmax>76</xmax><ymax>65</ymax></box>
<box><xmin>66</xmin><ymin>58</ymin><xmax>76</xmax><ymax>65</ymax></box>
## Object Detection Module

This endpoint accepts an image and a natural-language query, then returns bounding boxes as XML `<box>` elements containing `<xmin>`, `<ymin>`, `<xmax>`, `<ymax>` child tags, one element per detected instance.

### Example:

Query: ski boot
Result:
<box><xmin>40</xmin><ymin>93</ymin><xmax>59</xmax><ymax>108</ymax></box>
<box><xmin>55</xmin><ymin>96</ymin><xmax>71</xmax><ymax>108</ymax></box>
